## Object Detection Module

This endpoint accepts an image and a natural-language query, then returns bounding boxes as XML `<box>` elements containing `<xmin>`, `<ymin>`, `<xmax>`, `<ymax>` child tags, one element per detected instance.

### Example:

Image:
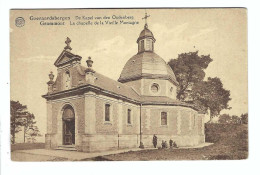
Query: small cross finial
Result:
<box><xmin>64</xmin><ymin>37</ymin><xmax>72</xmax><ymax>51</ymax></box>
<box><xmin>142</xmin><ymin>11</ymin><xmax>150</xmax><ymax>28</ymax></box>
<box><xmin>65</xmin><ymin>37</ymin><xmax>71</xmax><ymax>45</ymax></box>
<box><xmin>86</xmin><ymin>56</ymin><xmax>93</xmax><ymax>68</ymax></box>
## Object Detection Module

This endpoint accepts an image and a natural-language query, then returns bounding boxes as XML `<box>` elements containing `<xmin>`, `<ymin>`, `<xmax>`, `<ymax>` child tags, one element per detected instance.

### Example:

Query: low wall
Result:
<box><xmin>81</xmin><ymin>134</ymin><xmax>140</xmax><ymax>152</ymax></box>
<box><xmin>11</xmin><ymin>143</ymin><xmax>45</xmax><ymax>151</ymax></box>
<box><xmin>45</xmin><ymin>134</ymin><xmax>58</xmax><ymax>149</ymax></box>
<box><xmin>45</xmin><ymin>133</ymin><xmax>205</xmax><ymax>152</ymax></box>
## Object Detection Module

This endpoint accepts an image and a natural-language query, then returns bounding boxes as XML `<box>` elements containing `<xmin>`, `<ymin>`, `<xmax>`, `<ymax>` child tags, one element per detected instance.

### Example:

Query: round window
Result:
<box><xmin>151</xmin><ymin>83</ymin><xmax>159</xmax><ymax>93</ymax></box>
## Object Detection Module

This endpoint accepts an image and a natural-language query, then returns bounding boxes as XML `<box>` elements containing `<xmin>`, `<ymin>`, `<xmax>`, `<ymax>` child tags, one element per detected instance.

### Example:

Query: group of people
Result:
<box><xmin>152</xmin><ymin>134</ymin><xmax>178</xmax><ymax>149</ymax></box>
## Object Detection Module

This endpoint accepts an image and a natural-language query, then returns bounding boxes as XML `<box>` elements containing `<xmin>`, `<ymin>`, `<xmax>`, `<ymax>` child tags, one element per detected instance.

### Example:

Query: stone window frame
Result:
<box><xmin>126</xmin><ymin>108</ymin><xmax>133</xmax><ymax>126</ymax></box>
<box><xmin>160</xmin><ymin>111</ymin><xmax>168</xmax><ymax>126</ymax></box>
<box><xmin>149</xmin><ymin>82</ymin><xmax>161</xmax><ymax>95</ymax></box>
<box><xmin>104</xmin><ymin>102</ymin><xmax>113</xmax><ymax>125</ymax></box>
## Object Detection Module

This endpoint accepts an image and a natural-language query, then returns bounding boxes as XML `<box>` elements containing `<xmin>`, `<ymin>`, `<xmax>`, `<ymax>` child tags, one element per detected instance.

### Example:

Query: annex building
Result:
<box><xmin>42</xmin><ymin>20</ymin><xmax>205</xmax><ymax>152</ymax></box>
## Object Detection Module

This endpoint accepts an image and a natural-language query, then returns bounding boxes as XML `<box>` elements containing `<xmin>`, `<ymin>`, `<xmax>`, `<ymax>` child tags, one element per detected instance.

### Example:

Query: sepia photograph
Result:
<box><xmin>9</xmin><ymin>8</ymin><xmax>248</xmax><ymax>161</ymax></box>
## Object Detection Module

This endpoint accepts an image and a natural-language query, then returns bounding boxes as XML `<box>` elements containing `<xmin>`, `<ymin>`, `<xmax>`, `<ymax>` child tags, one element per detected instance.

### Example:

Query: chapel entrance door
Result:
<box><xmin>62</xmin><ymin>105</ymin><xmax>75</xmax><ymax>145</ymax></box>
<box><xmin>63</xmin><ymin>119</ymin><xmax>75</xmax><ymax>145</ymax></box>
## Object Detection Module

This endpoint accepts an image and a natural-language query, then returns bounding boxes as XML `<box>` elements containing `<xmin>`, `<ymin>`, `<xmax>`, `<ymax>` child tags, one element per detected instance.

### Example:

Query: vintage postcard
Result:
<box><xmin>10</xmin><ymin>8</ymin><xmax>248</xmax><ymax>161</ymax></box>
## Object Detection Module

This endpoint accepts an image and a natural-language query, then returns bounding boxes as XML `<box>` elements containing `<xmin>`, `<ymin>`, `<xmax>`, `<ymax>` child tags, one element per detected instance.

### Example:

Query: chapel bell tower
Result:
<box><xmin>137</xmin><ymin>13</ymin><xmax>156</xmax><ymax>53</ymax></box>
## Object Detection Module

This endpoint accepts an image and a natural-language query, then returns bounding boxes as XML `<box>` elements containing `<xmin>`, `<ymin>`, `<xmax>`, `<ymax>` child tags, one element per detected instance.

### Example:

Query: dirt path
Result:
<box><xmin>11</xmin><ymin>142</ymin><xmax>213</xmax><ymax>161</ymax></box>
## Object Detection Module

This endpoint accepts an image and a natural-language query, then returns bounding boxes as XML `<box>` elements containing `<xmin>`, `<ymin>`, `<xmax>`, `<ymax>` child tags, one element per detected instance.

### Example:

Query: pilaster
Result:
<box><xmin>177</xmin><ymin>111</ymin><xmax>181</xmax><ymax>135</ymax></box>
<box><xmin>118</xmin><ymin>100</ymin><xmax>123</xmax><ymax>134</ymax></box>
<box><xmin>200</xmin><ymin>114</ymin><xmax>205</xmax><ymax>135</ymax></box>
<box><xmin>46</xmin><ymin>101</ymin><xmax>53</xmax><ymax>134</ymax></box>
<box><xmin>84</xmin><ymin>92</ymin><xmax>96</xmax><ymax>134</ymax></box>
<box><xmin>189</xmin><ymin>112</ymin><xmax>192</xmax><ymax>131</ymax></box>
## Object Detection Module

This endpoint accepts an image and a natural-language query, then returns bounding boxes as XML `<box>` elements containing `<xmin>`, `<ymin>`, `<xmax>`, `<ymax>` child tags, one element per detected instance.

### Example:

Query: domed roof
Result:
<box><xmin>118</xmin><ymin>52</ymin><xmax>178</xmax><ymax>85</ymax></box>
<box><xmin>137</xmin><ymin>24</ymin><xmax>156</xmax><ymax>43</ymax></box>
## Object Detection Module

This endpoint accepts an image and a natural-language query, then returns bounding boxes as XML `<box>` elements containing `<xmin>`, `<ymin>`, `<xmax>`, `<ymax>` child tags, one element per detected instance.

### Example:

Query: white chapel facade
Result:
<box><xmin>42</xmin><ymin>19</ymin><xmax>205</xmax><ymax>152</ymax></box>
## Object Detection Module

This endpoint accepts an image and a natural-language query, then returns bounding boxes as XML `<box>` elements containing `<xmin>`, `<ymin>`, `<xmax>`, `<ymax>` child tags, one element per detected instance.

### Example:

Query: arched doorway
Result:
<box><xmin>62</xmin><ymin>105</ymin><xmax>75</xmax><ymax>145</ymax></box>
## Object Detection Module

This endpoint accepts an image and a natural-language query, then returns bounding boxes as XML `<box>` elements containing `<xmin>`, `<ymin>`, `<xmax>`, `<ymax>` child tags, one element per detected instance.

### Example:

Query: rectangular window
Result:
<box><xmin>161</xmin><ymin>112</ymin><xmax>167</xmax><ymax>125</ymax></box>
<box><xmin>105</xmin><ymin>104</ymin><xmax>110</xmax><ymax>121</ymax></box>
<box><xmin>127</xmin><ymin>109</ymin><xmax>131</xmax><ymax>124</ymax></box>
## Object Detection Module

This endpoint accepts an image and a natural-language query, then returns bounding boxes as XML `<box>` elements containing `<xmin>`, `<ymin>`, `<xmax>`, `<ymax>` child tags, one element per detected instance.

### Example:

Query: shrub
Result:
<box><xmin>241</xmin><ymin>113</ymin><xmax>248</xmax><ymax>124</ymax></box>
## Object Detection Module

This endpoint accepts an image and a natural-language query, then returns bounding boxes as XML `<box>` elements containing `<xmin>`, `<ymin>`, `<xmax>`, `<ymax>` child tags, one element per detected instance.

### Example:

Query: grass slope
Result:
<box><xmin>84</xmin><ymin>123</ymin><xmax>248</xmax><ymax>161</ymax></box>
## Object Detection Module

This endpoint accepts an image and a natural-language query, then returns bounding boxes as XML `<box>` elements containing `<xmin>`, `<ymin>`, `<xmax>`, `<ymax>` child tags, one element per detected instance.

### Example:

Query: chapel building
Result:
<box><xmin>42</xmin><ymin>21</ymin><xmax>205</xmax><ymax>152</ymax></box>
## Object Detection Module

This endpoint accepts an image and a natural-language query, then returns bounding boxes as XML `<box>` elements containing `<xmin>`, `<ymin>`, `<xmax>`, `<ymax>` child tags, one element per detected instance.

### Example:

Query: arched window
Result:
<box><xmin>161</xmin><ymin>112</ymin><xmax>167</xmax><ymax>125</ymax></box>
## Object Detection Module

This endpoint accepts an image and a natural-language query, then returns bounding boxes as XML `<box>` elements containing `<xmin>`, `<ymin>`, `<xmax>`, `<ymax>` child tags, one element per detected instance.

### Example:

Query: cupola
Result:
<box><xmin>118</xmin><ymin>12</ymin><xmax>178</xmax><ymax>99</ymax></box>
<box><xmin>137</xmin><ymin>13</ymin><xmax>156</xmax><ymax>53</ymax></box>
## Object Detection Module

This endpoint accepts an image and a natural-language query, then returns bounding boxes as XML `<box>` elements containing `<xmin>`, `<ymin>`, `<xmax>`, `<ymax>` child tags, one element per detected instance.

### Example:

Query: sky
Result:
<box><xmin>10</xmin><ymin>9</ymin><xmax>247</xmax><ymax>142</ymax></box>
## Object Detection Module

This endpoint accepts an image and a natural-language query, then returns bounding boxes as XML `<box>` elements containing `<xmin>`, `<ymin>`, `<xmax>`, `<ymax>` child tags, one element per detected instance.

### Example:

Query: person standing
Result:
<box><xmin>153</xmin><ymin>134</ymin><xmax>157</xmax><ymax>148</ymax></box>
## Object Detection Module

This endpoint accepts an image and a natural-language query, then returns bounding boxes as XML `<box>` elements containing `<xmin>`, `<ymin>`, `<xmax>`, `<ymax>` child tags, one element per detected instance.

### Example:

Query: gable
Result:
<box><xmin>54</xmin><ymin>50</ymin><xmax>82</xmax><ymax>67</ymax></box>
<box><xmin>60</xmin><ymin>56</ymin><xmax>70</xmax><ymax>64</ymax></box>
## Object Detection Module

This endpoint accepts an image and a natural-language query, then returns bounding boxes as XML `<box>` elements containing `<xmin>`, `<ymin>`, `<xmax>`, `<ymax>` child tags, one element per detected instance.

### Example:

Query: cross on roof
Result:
<box><xmin>142</xmin><ymin>12</ymin><xmax>150</xmax><ymax>26</ymax></box>
<box><xmin>65</xmin><ymin>37</ymin><xmax>71</xmax><ymax>45</ymax></box>
<box><xmin>64</xmin><ymin>37</ymin><xmax>72</xmax><ymax>51</ymax></box>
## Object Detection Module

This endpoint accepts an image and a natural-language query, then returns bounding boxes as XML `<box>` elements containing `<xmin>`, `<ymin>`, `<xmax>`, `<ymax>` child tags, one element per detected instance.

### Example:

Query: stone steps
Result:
<box><xmin>56</xmin><ymin>145</ymin><xmax>77</xmax><ymax>151</ymax></box>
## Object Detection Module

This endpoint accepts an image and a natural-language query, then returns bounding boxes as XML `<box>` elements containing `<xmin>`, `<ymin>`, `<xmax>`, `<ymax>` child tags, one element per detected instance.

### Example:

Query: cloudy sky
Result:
<box><xmin>10</xmin><ymin>9</ymin><xmax>247</xmax><ymax>141</ymax></box>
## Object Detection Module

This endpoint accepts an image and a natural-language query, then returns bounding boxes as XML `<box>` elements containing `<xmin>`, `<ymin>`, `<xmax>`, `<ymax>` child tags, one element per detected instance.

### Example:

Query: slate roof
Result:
<box><xmin>43</xmin><ymin>65</ymin><xmax>196</xmax><ymax>110</ymax></box>
<box><xmin>79</xmin><ymin>66</ymin><xmax>194</xmax><ymax>109</ymax></box>
<box><xmin>141</xmin><ymin>96</ymin><xmax>195</xmax><ymax>108</ymax></box>
<box><xmin>77</xmin><ymin>65</ymin><xmax>141</xmax><ymax>101</ymax></box>
<box><xmin>118</xmin><ymin>52</ymin><xmax>178</xmax><ymax>85</ymax></box>
<box><xmin>137</xmin><ymin>27</ymin><xmax>155</xmax><ymax>43</ymax></box>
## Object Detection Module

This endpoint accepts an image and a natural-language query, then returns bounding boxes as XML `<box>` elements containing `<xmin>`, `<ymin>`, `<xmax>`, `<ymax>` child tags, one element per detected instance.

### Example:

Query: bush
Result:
<box><xmin>241</xmin><ymin>113</ymin><xmax>248</xmax><ymax>124</ymax></box>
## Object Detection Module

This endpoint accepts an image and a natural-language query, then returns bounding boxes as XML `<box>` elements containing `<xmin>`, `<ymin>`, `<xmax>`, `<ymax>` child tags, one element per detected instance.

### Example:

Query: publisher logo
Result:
<box><xmin>15</xmin><ymin>17</ymin><xmax>25</xmax><ymax>27</ymax></box>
